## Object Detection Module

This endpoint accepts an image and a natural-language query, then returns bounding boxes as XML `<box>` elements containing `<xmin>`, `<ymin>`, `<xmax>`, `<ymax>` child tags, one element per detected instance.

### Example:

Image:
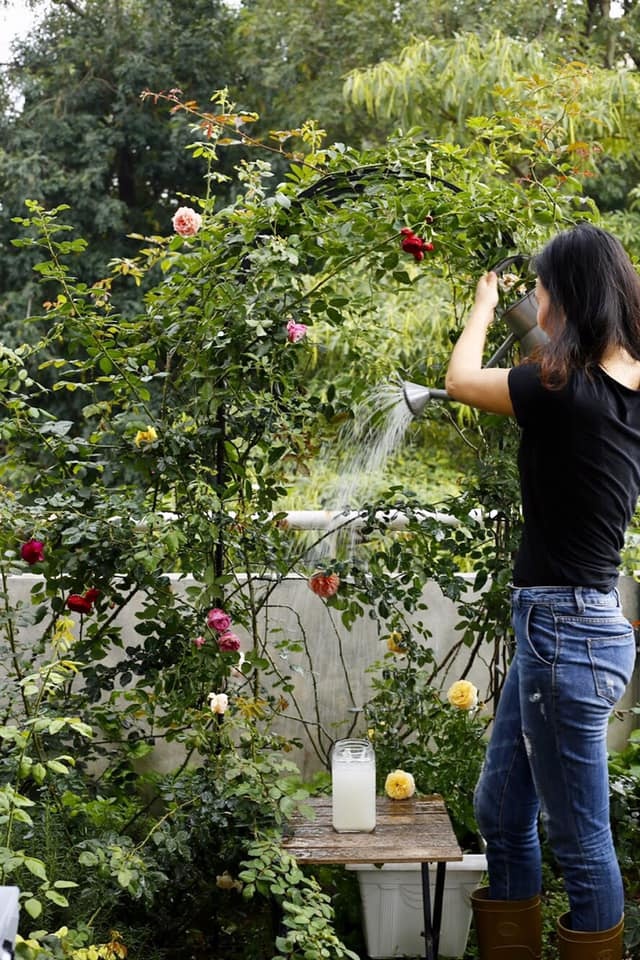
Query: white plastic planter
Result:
<box><xmin>347</xmin><ymin>854</ymin><xmax>487</xmax><ymax>959</ymax></box>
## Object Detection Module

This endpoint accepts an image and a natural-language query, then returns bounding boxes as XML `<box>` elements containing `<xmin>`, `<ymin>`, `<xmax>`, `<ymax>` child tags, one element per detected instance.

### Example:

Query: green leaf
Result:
<box><xmin>24</xmin><ymin>857</ymin><xmax>48</xmax><ymax>881</ymax></box>
<box><xmin>23</xmin><ymin>898</ymin><xmax>42</xmax><ymax>919</ymax></box>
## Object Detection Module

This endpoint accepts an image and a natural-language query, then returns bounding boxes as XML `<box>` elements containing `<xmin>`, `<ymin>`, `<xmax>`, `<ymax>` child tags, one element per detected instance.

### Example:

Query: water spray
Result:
<box><xmin>401</xmin><ymin>255</ymin><xmax>549</xmax><ymax>417</ymax></box>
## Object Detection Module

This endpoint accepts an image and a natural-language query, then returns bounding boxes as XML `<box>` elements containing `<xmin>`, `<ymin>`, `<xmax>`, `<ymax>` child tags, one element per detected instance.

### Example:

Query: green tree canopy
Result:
<box><xmin>0</xmin><ymin>0</ymin><xmax>239</xmax><ymax>324</ymax></box>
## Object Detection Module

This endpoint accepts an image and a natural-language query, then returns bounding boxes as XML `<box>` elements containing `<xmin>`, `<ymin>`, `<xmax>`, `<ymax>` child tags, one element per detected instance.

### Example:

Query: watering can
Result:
<box><xmin>402</xmin><ymin>255</ymin><xmax>549</xmax><ymax>417</ymax></box>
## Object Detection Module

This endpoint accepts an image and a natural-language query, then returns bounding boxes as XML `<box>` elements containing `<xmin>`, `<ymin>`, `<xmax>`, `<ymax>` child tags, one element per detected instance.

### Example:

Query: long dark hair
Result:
<box><xmin>532</xmin><ymin>223</ymin><xmax>640</xmax><ymax>388</ymax></box>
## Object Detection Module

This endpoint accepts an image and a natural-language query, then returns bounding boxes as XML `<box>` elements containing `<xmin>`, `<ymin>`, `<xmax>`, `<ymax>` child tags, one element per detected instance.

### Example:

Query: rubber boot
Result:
<box><xmin>471</xmin><ymin>887</ymin><xmax>542</xmax><ymax>959</ymax></box>
<box><xmin>557</xmin><ymin>912</ymin><xmax>624</xmax><ymax>960</ymax></box>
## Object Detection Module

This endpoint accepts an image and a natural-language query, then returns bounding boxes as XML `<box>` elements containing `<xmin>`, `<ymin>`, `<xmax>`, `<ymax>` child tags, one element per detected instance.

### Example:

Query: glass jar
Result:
<box><xmin>331</xmin><ymin>738</ymin><xmax>376</xmax><ymax>833</ymax></box>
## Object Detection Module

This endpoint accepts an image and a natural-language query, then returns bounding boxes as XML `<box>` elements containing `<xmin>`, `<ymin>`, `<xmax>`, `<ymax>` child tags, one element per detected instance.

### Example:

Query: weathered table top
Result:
<box><xmin>281</xmin><ymin>795</ymin><xmax>462</xmax><ymax>865</ymax></box>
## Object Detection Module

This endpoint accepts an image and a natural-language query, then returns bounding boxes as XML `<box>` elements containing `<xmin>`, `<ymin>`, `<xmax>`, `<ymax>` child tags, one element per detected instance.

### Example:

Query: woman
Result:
<box><xmin>445</xmin><ymin>223</ymin><xmax>640</xmax><ymax>960</ymax></box>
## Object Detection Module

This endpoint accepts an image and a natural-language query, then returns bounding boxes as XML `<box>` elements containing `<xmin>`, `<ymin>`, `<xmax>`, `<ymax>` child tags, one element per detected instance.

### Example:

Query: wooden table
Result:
<box><xmin>282</xmin><ymin>795</ymin><xmax>462</xmax><ymax>960</ymax></box>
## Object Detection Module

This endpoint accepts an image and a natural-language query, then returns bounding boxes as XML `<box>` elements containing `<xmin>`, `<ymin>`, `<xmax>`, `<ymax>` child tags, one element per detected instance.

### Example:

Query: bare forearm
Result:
<box><xmin>445</xmin><ymin>303</ymin><xmax>494</xmax><ymax>389</ymax></box>
<box><xmin>444</xmin><ymin>272</ymin><xmax>513</xmax><ymax>416</ymax></box>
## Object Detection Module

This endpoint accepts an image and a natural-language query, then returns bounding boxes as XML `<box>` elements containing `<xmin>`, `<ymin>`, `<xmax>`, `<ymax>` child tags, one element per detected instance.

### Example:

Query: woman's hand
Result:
<box><xmin>473</xmin><ymin>271</ymin><xmax>499</xmax><ymax>315</ymax></box>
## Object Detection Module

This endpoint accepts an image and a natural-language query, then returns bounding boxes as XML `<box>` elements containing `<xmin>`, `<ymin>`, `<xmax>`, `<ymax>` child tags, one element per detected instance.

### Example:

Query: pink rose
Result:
<box><xmin>172</xmin><ymin>206</ymin><xmax>202</xmax><ymax>238</ymax></box>
<box><xmin>286</xmin><ymin>319</ymin><xmax>308</xmax><ymax>343</ymax></box>
<box><xmin>217</xmin><ymin>631</ymin><xmax>241</xmax><ymax>653</ymax></box>
<box><xmin>193</xmin><ymin>635</ymin><xmax>206</xmax><ymax>649</ymax></box>
<box><xmin>20</xmin><ymin>539</ymin><xmax>45</xmax><ymax>565</ymax></box>
<box><xmin>207</xmin><ymin>607</ymin><xmax>231</xmax><ymax>632</ymax></box>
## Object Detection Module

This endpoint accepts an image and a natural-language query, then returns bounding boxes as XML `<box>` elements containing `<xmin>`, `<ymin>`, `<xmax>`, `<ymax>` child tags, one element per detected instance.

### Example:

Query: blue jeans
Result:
<box><xmin>473</xmin><ymin>585</ymin><xmax>636</xmax><ymax>931</ymax></box>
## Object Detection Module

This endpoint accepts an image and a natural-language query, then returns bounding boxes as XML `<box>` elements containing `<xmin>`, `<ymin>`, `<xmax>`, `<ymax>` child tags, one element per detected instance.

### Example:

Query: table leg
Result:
<box><xmin>420</xmin><ymin>861</ymin><xmax>447</xmax><ymax>960</ymax></box>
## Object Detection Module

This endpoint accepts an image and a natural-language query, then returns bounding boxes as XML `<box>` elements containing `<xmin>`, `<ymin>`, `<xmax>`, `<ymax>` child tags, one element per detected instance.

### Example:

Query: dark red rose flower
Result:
<box><xmin>20</xmin><ymin>539</ymin><xmax>45</xmax><ymax>565</ymax></box>
<box><xmin>67</xmin><ymin>594</ymin><xmax>93</xmax><ymax>614</ymax></box>
<box><xmin>400</xmin><ymin>227</ymin><xmax>434</xmax><ymax>262</ymax></box>
<box><xmin>84</xmin><ymin>588</ymin><xmax>101</xmax><ymax>604</ymax></box>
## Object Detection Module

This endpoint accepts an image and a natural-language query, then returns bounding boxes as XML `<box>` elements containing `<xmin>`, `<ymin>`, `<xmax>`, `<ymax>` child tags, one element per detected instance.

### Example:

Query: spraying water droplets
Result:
<box><xmin>313</xmin><ymin>378</ymin><xmax>416</xmax><ymax>557</ymax></box>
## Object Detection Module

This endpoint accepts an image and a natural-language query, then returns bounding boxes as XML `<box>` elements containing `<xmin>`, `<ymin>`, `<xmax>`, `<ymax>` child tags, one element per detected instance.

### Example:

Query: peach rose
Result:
<box><xmin>172</xmin><ymin>206</ymin><xmax>202</xmax><ymax>238</ymax></box>
<box><xmin>308</xmin><ymin>572</ymin><xmax>340</xmax><ymax>598</ymax></box>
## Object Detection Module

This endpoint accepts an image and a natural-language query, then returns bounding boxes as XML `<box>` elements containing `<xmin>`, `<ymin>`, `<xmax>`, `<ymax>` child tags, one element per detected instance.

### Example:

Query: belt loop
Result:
<box><xmin>574</xmin><ymin>587</ymin><xmax>585</xmax><ymax>613</ymax></box>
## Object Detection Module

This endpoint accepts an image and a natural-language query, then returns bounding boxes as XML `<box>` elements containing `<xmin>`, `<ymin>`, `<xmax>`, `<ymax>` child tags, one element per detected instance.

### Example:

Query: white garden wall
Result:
<box><xmin>6</xmin><ymin>573</ymin><xmax>639</xmax><ymax>779</ymax></box>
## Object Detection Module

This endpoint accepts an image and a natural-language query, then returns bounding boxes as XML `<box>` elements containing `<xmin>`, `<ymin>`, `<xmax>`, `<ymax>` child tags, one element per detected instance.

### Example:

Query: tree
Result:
<box><xmin>0</xmin><ymin>0</ymin><xmax>239</xmax><ymax>325</ymax></box>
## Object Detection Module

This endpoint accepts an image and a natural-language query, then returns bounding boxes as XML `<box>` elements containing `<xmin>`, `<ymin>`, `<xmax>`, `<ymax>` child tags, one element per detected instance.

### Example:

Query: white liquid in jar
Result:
<box><xmin>331</xmin><ymin>739</ymin><xmax>376</xmax><ymax>833</ymax></box>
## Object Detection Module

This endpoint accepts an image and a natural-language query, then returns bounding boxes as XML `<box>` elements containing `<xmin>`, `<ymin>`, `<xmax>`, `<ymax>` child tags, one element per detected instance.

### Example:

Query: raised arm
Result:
<box><xmin>445</xmin><ymin>272</ymin><xmax>515</xmax><ymax>416</ymax></box>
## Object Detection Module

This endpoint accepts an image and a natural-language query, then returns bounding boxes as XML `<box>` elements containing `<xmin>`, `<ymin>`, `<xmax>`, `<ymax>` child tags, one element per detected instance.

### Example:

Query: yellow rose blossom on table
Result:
<box><xmin>384</xmin><ymin>769</ymin><xmax>416</xmax><ymax>800</ymax></box>
<box><xmin>133</xmin><ymin>426</ymin><xmax>158</xmax><ymax>448</ymax></box>
<box><xmin>447</xmin><ymin>679</ymin><xmax>479</xmax><ymax>711</ymax></box>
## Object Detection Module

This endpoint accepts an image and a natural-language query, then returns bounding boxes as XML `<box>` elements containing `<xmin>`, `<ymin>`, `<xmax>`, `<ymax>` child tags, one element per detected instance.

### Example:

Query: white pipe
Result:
<box><xmin>105</xmin><ymin>509</ymin><xmax>465</xmax><ymax>531</ymax></box>
<box><xmin>279</xmin><ymin>509</ymin><xmax>461</xmax><ymax>530</ymax></box>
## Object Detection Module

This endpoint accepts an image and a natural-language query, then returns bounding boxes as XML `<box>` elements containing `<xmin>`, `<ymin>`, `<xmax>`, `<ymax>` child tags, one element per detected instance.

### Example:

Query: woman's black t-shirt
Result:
<box><xmin>508</xmin><ymin>362</ymin><xmax>640</xmax><ymax>590</ymax></box>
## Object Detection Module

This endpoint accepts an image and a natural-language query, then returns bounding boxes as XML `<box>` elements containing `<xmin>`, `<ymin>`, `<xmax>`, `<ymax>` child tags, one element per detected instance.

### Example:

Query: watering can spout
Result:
<box><xmin>402</xmin><ymin>381</ymin><xmax>450</xmax><ymax>417</ymax></box>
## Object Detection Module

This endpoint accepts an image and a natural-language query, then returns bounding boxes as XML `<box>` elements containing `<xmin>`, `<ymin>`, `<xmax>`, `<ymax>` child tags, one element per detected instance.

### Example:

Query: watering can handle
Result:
<box><xmin>489</xmin><ymin>254</ymin><xmax>530</xmax><ymax>276</ymax></box>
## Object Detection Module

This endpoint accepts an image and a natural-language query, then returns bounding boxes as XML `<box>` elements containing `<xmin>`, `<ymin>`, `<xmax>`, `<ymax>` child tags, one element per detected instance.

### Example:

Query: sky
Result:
<box><xmin>0</xmin><ymin>2</ymin><xmax>32</xmax><ymax>61</ymax></box>
<box><xmin>0</xmin><ymin>1</ymin><xmax>45</xmax><ymax>62</ymax></box>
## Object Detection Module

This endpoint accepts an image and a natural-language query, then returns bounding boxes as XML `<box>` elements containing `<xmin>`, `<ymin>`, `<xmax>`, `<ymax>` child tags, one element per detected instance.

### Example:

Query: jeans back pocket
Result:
<box><xmin>587</xmin><ymin>631</ymin><xmax>636</xmax><ymax>705</ymax></box>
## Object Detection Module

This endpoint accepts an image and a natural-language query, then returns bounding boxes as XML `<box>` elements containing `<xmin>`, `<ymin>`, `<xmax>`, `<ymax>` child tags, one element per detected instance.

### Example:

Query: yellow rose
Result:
<box><xmin>384</xmin><ymin>769</ymin><xmax>416</xmax><ymax>800</ymax></box>
<box><xmin>386</xmin><ymin>630</ymin><xmax>407</xmax><ymax>655</ymax></box>
<box><xmin>134</xmin><ymin>426</ymin><xmax>158</xmax><ymax>447</ymax></box>
<box><xmin>447</xmin><ymin>679</ymin><xmax>478</xmax><ymax>710</ymax></box>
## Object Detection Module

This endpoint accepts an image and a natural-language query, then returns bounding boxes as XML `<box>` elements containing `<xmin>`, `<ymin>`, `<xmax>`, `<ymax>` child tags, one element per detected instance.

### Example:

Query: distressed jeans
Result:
<box><xmin>473</xmin><ymin>585</ymin><xmax>636</xmax><ymax>931</ymax></box>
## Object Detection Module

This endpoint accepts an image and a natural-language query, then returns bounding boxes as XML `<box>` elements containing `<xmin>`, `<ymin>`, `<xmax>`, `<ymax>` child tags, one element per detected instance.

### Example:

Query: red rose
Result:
<box><xmin>308</xmin><ymin>572</ymin><xmax>340</xmax><ymax>598</ymax></box>
<box><xmin>67</xmin><ymin>594</ymin><xmax>93</xmax><ymax>614</ymax></box>
<box><xmin>399</xmin><ymin>228</ymin><xmax>433</xmax><ymax>262</ymax></box>
<box><xmin>84</xmin><ymin>588</ymin><xmax>100</xmax><ymax>604</ymax></box>
<box><xmin>20</xmin><ymin>539</ymin><xmax>45</xmax><ymax>565</ymax></box>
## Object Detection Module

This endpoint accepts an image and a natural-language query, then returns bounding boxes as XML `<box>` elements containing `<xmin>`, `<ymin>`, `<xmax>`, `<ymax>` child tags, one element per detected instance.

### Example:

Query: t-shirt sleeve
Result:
<box><xmin>508</xmin><ymin>363</ymin><xmax>548</xmax><ymax>428</ymax></box>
